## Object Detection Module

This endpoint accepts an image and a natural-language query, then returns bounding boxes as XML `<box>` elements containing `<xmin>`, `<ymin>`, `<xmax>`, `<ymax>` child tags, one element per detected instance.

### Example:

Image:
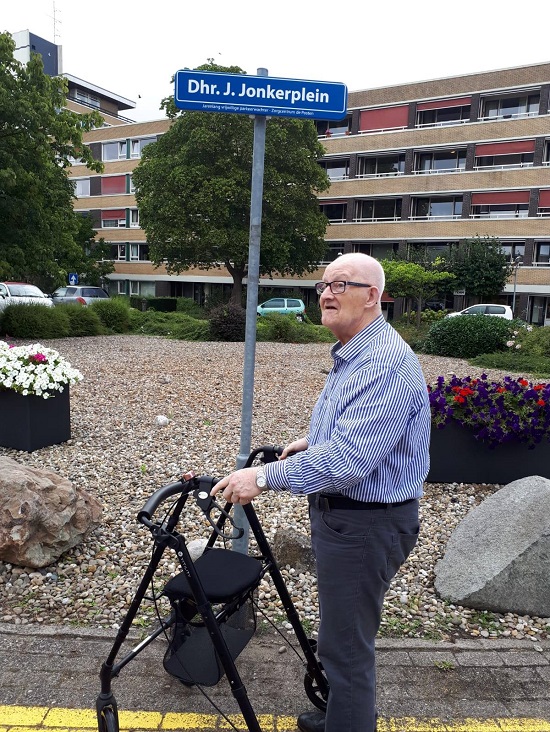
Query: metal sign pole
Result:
<box><xmin>232</xmin><ymin>68</ymin><xmax>268</xmax><ymax>554</ymax></box>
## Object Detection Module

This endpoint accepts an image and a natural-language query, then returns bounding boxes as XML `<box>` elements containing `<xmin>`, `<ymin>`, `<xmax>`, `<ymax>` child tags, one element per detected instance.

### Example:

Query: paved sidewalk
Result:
<box><xmin>0</xmin><ymin>623</ymin><xmax>549</xmax><ymax>729</ymax></box>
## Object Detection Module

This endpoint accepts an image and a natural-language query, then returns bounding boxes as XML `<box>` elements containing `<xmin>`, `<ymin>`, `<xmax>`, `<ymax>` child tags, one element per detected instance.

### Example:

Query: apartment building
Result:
<box><xmin>11</xmin><ymin>31</ymin><xmax>550</xmax><ymax>324</ymax></box>
<box><xmin>314</xmin><ymin>63</ymin><xmax>550</xmax><ymax>326</ymax></box>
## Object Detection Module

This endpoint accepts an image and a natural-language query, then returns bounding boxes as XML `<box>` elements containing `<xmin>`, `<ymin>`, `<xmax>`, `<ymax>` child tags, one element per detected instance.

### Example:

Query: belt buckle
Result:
<box><xmin>317</xmin><ymin>494</ymin><xmax>330</xmax><ymax>511</ymax></box>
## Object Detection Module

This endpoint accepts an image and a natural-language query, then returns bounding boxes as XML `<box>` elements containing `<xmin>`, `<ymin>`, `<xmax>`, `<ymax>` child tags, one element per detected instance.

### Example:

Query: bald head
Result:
<box><xmin>320</xmin><ymin>253</ymin><xmax>385</xmax><ymax>344</ymax></box>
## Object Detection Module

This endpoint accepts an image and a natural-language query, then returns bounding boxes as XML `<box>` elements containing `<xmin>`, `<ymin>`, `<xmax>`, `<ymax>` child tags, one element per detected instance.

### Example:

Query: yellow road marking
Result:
<box><xmin>1</xmin><ymin>707</ymin><xmax>549</xmax><ymax>731</ymax></box>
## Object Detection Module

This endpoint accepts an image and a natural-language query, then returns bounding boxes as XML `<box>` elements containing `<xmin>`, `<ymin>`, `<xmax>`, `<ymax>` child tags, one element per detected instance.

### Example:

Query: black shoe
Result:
<box><xmin>297</xmin><ymin>711</ymin><xmax>325</xmax><ymax>732</ymax></box>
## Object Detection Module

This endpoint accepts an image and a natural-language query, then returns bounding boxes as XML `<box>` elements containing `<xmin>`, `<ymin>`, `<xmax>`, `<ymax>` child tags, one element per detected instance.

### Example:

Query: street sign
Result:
<box><xmin>174</xmin><ymin>70</ymin><xmax>347</xmax><ymax>120</ymax></box>
<box><xmin>68</xmin><ymin>273</ymin><xmax>78</xmax><ymax>285</ymax></box>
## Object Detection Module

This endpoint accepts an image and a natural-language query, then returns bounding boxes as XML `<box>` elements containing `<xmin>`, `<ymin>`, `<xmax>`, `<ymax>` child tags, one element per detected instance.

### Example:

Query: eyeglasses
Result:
<box><xmin>315</xmin><ymin>281</ymin><xmax>372</xmax><ymax>295</ymax></box>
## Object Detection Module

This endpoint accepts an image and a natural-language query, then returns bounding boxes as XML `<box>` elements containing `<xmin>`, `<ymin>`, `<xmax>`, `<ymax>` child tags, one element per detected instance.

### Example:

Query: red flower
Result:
<box><xmin>496</xmin><ymin>387</ymin><xmax>505</xmax><ymax>393</ymax></box>
<box><xmin>453</xmin><ymin>395</ymin><xmax>465</xmax><ymax>404</ymax></box>
<box><xmin>537</xmin><ymin>399</ymin><xmax>546</xmax><ymax>406</ymax></box>
<box><xmin>534</xmin><ymin>384</ymin><xmax>545</xmax><ymax>391</ymax></box>
<box><xmin>519</xmin><ymin>379</ymin><xmax>529</xmax><ymax>387</ymax></box>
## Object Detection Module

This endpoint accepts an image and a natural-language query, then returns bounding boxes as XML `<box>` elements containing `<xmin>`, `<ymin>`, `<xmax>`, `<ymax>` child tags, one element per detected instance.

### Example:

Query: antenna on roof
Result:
<box><xmin>48</xmin><ymin>1</ymin><xmax>62</xmax><ymax>43</ymax></box>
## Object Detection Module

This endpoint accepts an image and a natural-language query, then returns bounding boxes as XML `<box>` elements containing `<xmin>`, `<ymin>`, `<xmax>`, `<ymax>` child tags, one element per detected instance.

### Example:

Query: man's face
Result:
<box><xmin>319</xmin><ymin>261</ymin><xmax>374</xmax><ymax>344</ymax></box>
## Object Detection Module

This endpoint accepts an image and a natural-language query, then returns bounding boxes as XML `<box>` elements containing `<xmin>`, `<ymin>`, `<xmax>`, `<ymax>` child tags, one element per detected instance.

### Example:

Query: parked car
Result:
<box><xmin>257</xmin><ymin>297</ymin><xmax>306</xmax><ymax>320</ymax></box>
<box><xmin>51</xmin><ymin>286</ymin><xmax>110</xmax><ymax>305</ymax></box>
<box><xmin>446</xmin><ymin>304</ymin><xmax>513</xmax><ymax>320</ymax></box>
<box><xmin>0</xmin><ymin>282</ymin><xmax>53</xmax><ymax>311</ymax></box>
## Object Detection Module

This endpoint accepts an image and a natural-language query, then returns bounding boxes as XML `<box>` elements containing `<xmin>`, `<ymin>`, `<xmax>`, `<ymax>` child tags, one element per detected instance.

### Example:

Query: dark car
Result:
<box><xmin>51</xmin><ymin>286</ymin><xmax>110</xmax><ymax>305</ymax></box>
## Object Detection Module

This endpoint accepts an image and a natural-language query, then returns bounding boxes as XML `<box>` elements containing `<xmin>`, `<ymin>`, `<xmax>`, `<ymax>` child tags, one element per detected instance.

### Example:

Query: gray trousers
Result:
<box><xmin>308</xmin><ymin>496</ymin><xmax>420</xmax><ymax>732</ymax></box>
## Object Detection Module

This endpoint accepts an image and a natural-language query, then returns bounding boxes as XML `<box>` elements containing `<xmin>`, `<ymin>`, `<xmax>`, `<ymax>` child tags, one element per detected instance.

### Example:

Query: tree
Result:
<box><xmin>381</xmin><ymin>259</ymin><xmax>456</xmax><ymax>326</ymax></box>
<box><xmin>0</xmin><ymin>32</ymin><xmax>105</xmax><ymax>289</ymax></box>
<box><xmin>132</xmin><ymin>63</ymin><xmax>331</xmax><ymax>302</ymax></box>
<box><xmin>446</xmin><ymin>236</ymin><xmax>512</xmax><ymax>300</ymax></box>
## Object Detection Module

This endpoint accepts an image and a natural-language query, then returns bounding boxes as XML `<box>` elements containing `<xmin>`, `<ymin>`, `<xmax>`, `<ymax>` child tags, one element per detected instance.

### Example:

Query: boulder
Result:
<box><xmin>434</xmin><ymin>475</ymin><xmax>550</xmax><ymax>617</ymax></box>
<box><xmin>0</xmin><ymin>456</ymin><xmax>102</xmax><ymax>568</ymax></box>
<box><xmin>272</xmin><ymin>527</ymin><xmax>315</xmax><ymax>573</ymax></box>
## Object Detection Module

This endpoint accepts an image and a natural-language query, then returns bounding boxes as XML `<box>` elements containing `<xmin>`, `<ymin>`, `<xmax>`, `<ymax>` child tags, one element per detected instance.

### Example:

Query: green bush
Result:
<box><xmin>423</xmin><ymin>315</ymin><xmax>512</xmax><ymax>359</ymax></box>
<box><xmin>305</xmin><ymin>302</ymin><xmax>322</xmax><ymax>324</ymax></box>
<box><xmin>176</xmin><ymin>298</ymin><xmax>205</xmax><ymax>318</ymax></box>
<box><xmin>62</xmin><ymin>304</ymin><xmax>104</xmax><ymax>336</ymax></box>
<box><xmin>469</xmin><ymin>351</ymin><xmax>550</xmax><ymax>379</ymax></box>
<box><xmin>129</xmin><ymin>296</ymin><xmax>178</xmax><ymax>312</ymax></box>
<box><xmin>173</xmin><ymin>315</ymin><xmax>210</xmax><ymax>341</ymax></box>
<box><xmin>512</xmin><ymin>324</ymin><xmax>550</xmax><ymax>357</ymax></box>
<box><xmin>91</xmin><ymin>299</ymin><xmax>131</xmax><ymax>333</ymax></box>
<box><xmin>209</xmin><ymin>303</ymin><xmax>246</xmax><ymax>342</ymax></box>
<box><xmin>0</xmin><ymin>304</ymin><xmax>70</xmax><ymax>339</ymax></box>
<box><xmin>259</xmin><ymin>313</ymin><xmax>333</xmax><ymax>343</ymax></box>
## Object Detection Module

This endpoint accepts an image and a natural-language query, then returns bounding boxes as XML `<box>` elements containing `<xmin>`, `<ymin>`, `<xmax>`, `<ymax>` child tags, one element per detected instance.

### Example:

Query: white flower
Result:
<box><xmin>506</xmin><ymin>340</ymin><xmax>515</xmax><ymax>347</ymax></box>
<box><xmin>0</xmin><ymin>342</ymin><xmax>83</xmax><ymax>398</ymax></box>
<box><xmin>515</xmin><ymin>344</ymin><xmax>522</xmax><ymax>349</ymax></box>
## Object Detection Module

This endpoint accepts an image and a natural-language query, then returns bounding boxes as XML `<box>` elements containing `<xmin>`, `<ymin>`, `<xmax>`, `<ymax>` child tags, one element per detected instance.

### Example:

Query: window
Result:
<box><xmin>544</xmin><ymin>142</ymin><xmax>550</xmax><ymax>166</ymax></box>
<box><xmin>474</xmin><ymin>140</ymin><xmax>535</xmax><ymax>170</ymax></box>
<box><xmin>414</xmin><ymin>149</ymin><xmax>466</xmax><ymax>174</ymax></box>
<box><xmin>320</xmin><ymin>158</ymin><xmax>350</xmax><ymax>180</ymax></box>
<box><xmin>535</xmin><ymin>242</ymin><xmax>550</xmax><ymax>265</ymax></box>
<box><xmin>500</xmin><ymin>243</ymin><xmax>525</xmax><ymax>262</ymax></box>
<box><xmin>129</xmin><ymin>281</ymin><xmax>141</xmax><ymax>296</ymax></box>
<box><xmin>315</xmin><ymin>117</ymin><xmax>352</xmax><ymax>137</ymax></box>
<box><xmin>129</xmin><ymin>209</ymin><xmax>140</xmax><ymax>228</ymax></box>
<box><xmin>356</xmin><ymin>153</ymin><xmax>405</xmax><ymax>178</ymax></box>
<box><xmin>359</xmin><ymin>106</ymin><xmax>408</xmax><ymax>133</ymax></box>
<box><xmin>102</xmin><ymin>141</ymin><xmax>127</xmax><ymax>161</ymax></box>
<box><xmin>102</xmin><ymin>209</ymin><xmax>126</xmax><ymax>228</ymax></box>
<box><xmin>416</xmin><ymin>105</ymin><xmax>470</xmax><ymax>128</ymax></box>
<box><xmin>412</xmin><ymin>196</ymin><xmax>463</xmax><ymax>219</ymax></box>
<box><xmin>101</xmin><ymin>176</ymin><xmax>126</xmax><ymax>195</ymax></box>
<box><xmin>354</xmin><ymin>199</ymin><xmax>402</xmax><ymax>222</ymax></box>
<box><xmin>320</xmin><ymin>202</ymin><xmax>347</xmax><ymax>222</ymax></box>
<box><xmin>73</xmin><ymin>89</ymin><xmax>100</xmax><ymax>109</ymax></box>
<box><xmin>470</xmin><ymin>191</ymin><xmax>530</xmax><ymax>219</ymax></box>
<box><xmin>73</xmin><ymin>178</ymin><xmax>90</xmax><ymax>197</ymax></box>
<box><xmin>111</xmin><ymin>244</ymin><xmax>127</xmax><ymax>260</ymax></box>
<box><xmin>130</xmin><ymin>138</ymin><xmax>156</xmax><ymax>158</ymax></box>
<box><xmin>537</xmin><ymin>190</ymin><xmax>550</xmax><ymax>216</ymax></box>
<box><xmin>129</xmin><ymin>175</ymin><xmax>135</xmax><ymax>193</ymax></box>
<box><xmin>480</xmin><ymin>93</ymin><xmax>540</xmax><ymax>120</ymax></box>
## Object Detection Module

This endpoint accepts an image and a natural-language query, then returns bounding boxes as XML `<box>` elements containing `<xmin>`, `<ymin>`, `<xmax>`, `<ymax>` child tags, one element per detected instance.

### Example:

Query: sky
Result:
<box><xmin>3</xmin><ymin>0</ymin><xmax>550</xmax><ymax>123</ymax></box>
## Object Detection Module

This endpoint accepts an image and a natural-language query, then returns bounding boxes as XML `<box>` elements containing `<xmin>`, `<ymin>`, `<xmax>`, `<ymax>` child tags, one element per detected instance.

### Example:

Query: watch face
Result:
<box><xmin>256</xmin><ymin>471</ymin><xmax>267</xmax><ymax>488</ymax></box>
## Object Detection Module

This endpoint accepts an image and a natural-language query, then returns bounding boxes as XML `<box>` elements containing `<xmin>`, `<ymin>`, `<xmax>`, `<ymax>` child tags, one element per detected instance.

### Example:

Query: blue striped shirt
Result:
<box><xmin>264</xmin><ymin>315</ymin><xmax>431</xmax><ymax>502</ymax></box>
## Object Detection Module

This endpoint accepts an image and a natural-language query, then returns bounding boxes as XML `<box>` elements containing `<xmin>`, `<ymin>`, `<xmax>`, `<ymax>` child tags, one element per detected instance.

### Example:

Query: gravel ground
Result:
<box><xmin>0</xmin><ymin>336</ymin><xmax>548</xmax><ymax>642</ymax></box>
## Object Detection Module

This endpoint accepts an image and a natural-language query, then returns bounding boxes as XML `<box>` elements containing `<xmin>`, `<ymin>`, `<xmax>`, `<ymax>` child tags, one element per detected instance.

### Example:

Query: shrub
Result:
<box><xmin>305</xmin><ymin>302</ymin><xmax>322</xmax><ymax>324</ymax></box>
<box><xmin>423</xmin><ymin>315</ymin><xmax>512</xmax><ymax>359</ymax></box>
<box><xmin>209</xmin><ymin>303</ymin><xmax>246</xmax><ymax>342</ymax></box>
<box><xmin>176</xmin><ymin>298</ymin><xmax>205</xmax><ymax>318</ymax></box>
<box><xmin>129</xmin><ymin>296</ymin><xmax>178</xmax><ymax>312</ymax></box>
<box><xmin>469</xmin><ymin>351</ymin><xmax>550</xmax><ymax>379</ymax></box>
<box><xmin>173</xmin><ymin>315</ymin><xmax>210</xmax><ymax>341</ymax></box>
<box><xmin>509</xmin><ymin>323</ymin><xmax>550</xmax><ymax>358</ymax></box>
<box><xmin>259</xmin><ymin>313</ymin><xmax>333</xmax><ymax>343</ymax></box>
<box><xmin>91</xmin><ymin>299</ymin><xmax>131</xmax><ymax>333</ymax></box>
<box><xmin>63</xmin><ymin>304</ymin><xmax>103</xmax><ymax>337</ymax></box>
<box><xmin>0</xmin><ymin>304</ymin><xmax>70</xmax><ymax>339</ymax></box>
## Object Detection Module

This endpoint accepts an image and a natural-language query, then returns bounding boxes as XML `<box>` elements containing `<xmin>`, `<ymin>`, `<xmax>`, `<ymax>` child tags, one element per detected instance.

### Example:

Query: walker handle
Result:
<box><xmin>193</xmin><ymin>478</ymin><xmax>244</xmax><ymax>540</ymax></box>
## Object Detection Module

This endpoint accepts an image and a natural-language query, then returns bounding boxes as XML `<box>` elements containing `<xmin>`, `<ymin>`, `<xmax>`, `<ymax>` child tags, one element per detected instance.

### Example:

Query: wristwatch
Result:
<box><xmin>256</xmin><ymin>466</ymin><xmax>267</xmax><ymax>489</ymax></box>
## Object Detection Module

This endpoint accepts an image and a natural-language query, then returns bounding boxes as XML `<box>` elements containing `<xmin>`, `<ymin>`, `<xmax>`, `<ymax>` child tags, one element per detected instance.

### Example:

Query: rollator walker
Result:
<box><xmin>96</xmin><ymin>445</ymin><xmax>329</xmax><ymax>732</ymax></box>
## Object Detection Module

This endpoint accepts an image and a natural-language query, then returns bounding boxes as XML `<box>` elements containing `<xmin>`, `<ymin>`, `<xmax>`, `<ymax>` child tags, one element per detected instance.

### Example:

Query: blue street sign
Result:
<box><xmin>68</xmin><ymin>273</ymin><xmax>78</xmax><ymax>285</ymax></box>
<box><xmin>174</xmin><ymin>70</ymin><xmax>347</xmax><ymax>120</ymax></box>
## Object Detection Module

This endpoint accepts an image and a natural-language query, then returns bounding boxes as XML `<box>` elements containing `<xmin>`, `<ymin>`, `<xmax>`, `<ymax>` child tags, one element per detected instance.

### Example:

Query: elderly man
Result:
<box><xmin>212</xmin><ymin>253</ymin><xmax>430</xmax><ymax>732</ymax></box>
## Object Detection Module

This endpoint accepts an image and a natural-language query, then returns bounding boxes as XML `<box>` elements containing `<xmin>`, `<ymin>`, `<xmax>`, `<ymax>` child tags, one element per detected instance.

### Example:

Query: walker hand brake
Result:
<box><xmin>193</xmin><ymin>480</ymin><xmax>244</xmax><ymax>540</ymax></box>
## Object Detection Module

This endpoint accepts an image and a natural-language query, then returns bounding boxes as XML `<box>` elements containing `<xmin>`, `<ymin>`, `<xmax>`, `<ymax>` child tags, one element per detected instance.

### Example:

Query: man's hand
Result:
<box><xmin>279</xmin><ymin>438</ymin><xmax>308</xmax><ymax>460</ymax></box>
<box><xmin>210</xmin><ymin>467</ymin><xmax>264</xmax><ymax>505</ymax></box>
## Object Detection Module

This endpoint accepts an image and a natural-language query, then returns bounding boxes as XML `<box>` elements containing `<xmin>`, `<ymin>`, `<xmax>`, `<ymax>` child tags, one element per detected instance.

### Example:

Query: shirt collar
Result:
<box><xmin>331</xmin><ymin>314</ymin><xmax>387</xmax><ymax>362</ymax></box>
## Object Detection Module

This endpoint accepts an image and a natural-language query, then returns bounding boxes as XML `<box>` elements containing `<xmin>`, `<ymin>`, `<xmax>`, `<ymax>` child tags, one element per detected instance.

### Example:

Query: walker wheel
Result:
<box><xmin>304</xmin><ymin>671</ymin><xmax>328</xmax><ymax>712</ymax></box>
<box><xmin>98</xmin><ymin>706</ymin><xmax>119</xmax><ymax>732</ymax></box>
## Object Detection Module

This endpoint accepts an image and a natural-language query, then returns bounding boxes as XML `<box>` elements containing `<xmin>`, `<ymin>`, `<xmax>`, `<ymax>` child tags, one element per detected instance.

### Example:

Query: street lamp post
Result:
<box><xmin>512</xmin><ymin>255</ymin><xmax>522</xmax><ymax>318</ymax></box>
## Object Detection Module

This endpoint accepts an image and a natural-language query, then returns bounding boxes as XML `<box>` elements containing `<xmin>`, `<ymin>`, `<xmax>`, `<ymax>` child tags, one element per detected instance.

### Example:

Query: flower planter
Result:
<box><xmin>427</xmin><ymin>420</ymin><xmax>550</xmax><ymax>484</ymax></box>
<box><xmin>0</xmin><ymin>387</ymin><xmax>71</xmax><ymax>452</ymax></box>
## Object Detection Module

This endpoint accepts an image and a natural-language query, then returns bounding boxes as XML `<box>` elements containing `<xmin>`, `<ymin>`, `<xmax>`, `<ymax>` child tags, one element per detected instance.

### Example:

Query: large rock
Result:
<box><xmin>273</xmin><ymin>527</ymin><xmax>315</xmax><ymax>573</ymax></box>
<box><xmin>0</xmin><ymin>456</ymin><xmax>102</xmax><ymax>568</ymax></box>
<box><xmin>434</xmin><ymin>475</ymin><xmax>550</xmax><ymax>617</ymax></box>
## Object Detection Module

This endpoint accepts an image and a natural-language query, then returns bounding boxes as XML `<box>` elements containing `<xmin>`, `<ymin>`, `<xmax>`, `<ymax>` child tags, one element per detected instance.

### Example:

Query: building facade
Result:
<box><xmin>13</xmin><ymin>30</ymin><xmax>550</xmax><ymax>324</ymax></box>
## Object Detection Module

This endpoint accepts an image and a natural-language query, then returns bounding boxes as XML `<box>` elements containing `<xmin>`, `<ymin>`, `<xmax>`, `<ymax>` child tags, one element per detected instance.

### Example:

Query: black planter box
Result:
<box><xmin>0</xmin><ymin>387</ymin><xmax>71</xmax><ymax>452</ymax></box>
<box><xmin>427</xmin><ymin>420</ymin><xmax>550</xmax><ymax>484</ymax></box>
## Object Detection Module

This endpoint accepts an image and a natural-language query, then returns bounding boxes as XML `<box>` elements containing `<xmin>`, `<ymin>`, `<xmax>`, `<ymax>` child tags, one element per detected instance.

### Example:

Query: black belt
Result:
<box><xmin>309</xmin><ymin>493</ymin><xmax>416</xmax><ymax>511</ymax></box>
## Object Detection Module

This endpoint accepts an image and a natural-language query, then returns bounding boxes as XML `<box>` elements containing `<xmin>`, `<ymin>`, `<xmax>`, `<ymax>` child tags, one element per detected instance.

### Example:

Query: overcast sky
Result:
<box><xmin>3</xmin><ymin>0</ymin><xmax>550</xmax><ymax>123</ymax></box>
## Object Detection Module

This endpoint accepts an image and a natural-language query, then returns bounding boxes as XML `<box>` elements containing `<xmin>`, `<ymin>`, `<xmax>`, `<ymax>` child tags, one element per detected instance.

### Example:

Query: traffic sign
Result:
<box><xmin>174</xmin><ymin>70</ymin><xmax>347</xmax><ymax>120</ymax></box>
<box><xmin>68</xmin><ymin>273</ymin><xmax>78</xmax><ymax>285</ymax></box>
